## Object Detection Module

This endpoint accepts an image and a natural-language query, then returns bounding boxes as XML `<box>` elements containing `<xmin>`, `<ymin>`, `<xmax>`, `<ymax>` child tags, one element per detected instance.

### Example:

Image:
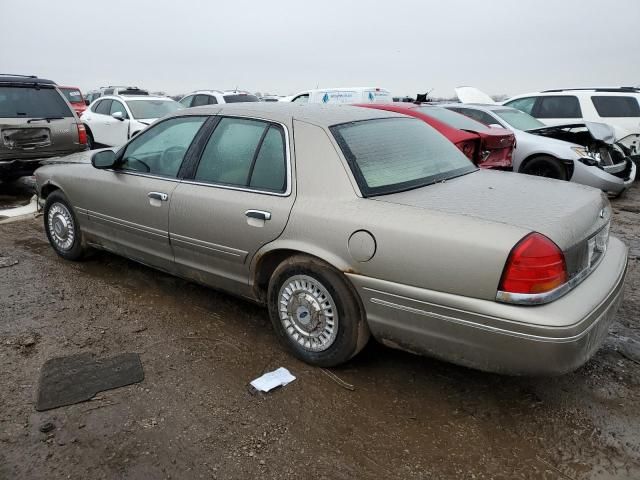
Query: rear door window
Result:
<box><xmin>591</xmin><ymin>96</ymin><xmax>640</xmax><ymax>117</ymax></box>
<box><xmin>95</xmin><ymin>99</ymin><xmax>112</xmax><ymax>115</ymax></box>
<box><xmin>0</xmin><ymin>86</ymin><xmax>74</xmax><ymax>118</ymax></box>
<box><xmin>534</xmin><ymin>96</ymin><xmax>582</xmax><ymax>118</ymax></box>
<box><xmin>194</xmin><ymin>117</ymin><xmax>287</xmax><ymax>192</ymax></box>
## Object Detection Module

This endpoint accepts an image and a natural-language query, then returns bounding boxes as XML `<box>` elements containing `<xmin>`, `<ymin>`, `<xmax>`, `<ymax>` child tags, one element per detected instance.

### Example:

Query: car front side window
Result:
<box><xmin>118</xmin><ymin>116</ymin><xmax>206</xmax><ymax>177</ymax></box>
<box><xmin>505</xmin><ymin>97</ymin><xmax>536</xmax><ymax>115</ymax></box>
<box><xmin>109</xmin><ymin>100</ymin><xmax>128</xmax><ymax>119</ymax></box>
<box><xmin>194</xmin><ymin>117</ymin><xmax>287</xmax><ymax>192</ymax></box>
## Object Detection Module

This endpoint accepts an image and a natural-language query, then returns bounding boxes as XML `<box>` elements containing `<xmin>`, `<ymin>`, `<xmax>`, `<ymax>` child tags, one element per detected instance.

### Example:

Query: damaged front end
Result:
<box><xmin>527</xmin><ymin>122</ymin><xmax>636</xmax><ymax>193</ymax></box>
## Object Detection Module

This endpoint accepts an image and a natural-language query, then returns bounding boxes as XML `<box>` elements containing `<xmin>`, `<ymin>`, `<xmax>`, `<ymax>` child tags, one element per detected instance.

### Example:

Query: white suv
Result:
<box><xmin>81</xmin><ymin>95</ymin><xmax>182</xmax><ymax>148</ymax></box>
<box><xmin>504</xmin><ymin>88</ymin><xmax>640</xmax><ymax>157</ymax></box>
<box><xmin>178</xmin><ymin>90</ymin><xmax>259</xmax><ymax>107</ymax></box>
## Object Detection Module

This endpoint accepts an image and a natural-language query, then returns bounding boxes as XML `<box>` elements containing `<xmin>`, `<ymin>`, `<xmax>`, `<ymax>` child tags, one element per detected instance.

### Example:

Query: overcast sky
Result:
<box><xmin>1</xmin><ymin>0</ymin><xmax>639</xmax><ymax>98</ymax></box>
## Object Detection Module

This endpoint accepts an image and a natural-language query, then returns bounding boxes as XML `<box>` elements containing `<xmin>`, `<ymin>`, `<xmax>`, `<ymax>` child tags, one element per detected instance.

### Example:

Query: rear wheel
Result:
<box><xmin>520</xmin><ymin>155</ymin><xmax>568</xmax><ymax>181</ymax></box>
<box><xmin>86</xmin><ymin>129</ymin><xmax>95</xmax><ymax>150</ymax></box>
<box><xmin>44</xmin><ymin>191</ymin><xmax>87</xmax><ymax>261</ymax></box>
<box><xmin>267</xmin><ymin>255</ymin><xmax>369</xmax><ymax>367</ymax></box>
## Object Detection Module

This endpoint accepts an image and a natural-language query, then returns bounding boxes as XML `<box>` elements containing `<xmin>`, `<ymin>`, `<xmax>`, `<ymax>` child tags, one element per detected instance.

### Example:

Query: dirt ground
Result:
<box><xmin>1</xmin><ymin>179</ymin><xmax>639</xmax><ymax>480</ymax></box>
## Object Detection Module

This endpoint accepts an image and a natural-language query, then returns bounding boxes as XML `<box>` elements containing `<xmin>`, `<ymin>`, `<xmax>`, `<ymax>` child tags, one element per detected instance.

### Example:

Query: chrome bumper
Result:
<box><xmin>347</xmin><ymin>236</ymin><xmax>628</xmax><ymax>376</ymax></box>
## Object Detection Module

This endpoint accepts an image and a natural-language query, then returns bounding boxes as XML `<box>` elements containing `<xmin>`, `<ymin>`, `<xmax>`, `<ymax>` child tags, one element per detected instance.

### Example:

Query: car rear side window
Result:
<box><xmin>416</xmin><ymin>106</ymin><xmax>488</xmax><ymax>130</ymax></box>
<box><xmin>591</xmin><ymin>96</ymin><xmax>640</xmax><ymax>117</ymax></box>
<box><xmin>222</xmin><ymin>94</ymin><xmax>259</xmax><ymax>103</ymax></box>
<box><xmin>535</xmin><ymin>96</ymin><xmax>582</xmax><ymax>118</ymax></box>
<box><xmin>194</xmin><ymin>117</ymin><xmax>287</xmax><ymax>192</ymax></box>
<box><xmin>119</xmin><ymin>116</ymin><xmax>206</xmax><ymax>177</ymax></box>
<box><xmin>448</xmin><ymin>107</ymin><xmax>497</xmax><ymax>126</ymax></box>
<box><xmin>0</xmin><ymin>86</ymin><xmax>73</xmax><ymax>118</ymax></box>
<box><xmin>331</xmin><ymin>117</ymin><xmax>476</xmax><ymax>196</ymax></box>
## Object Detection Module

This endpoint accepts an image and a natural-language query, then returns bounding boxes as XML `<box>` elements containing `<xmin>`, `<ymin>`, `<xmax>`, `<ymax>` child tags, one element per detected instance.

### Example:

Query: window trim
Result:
<box><xmin>107</xmin><ymin>114</ymin><xmax>210</xmax><ymax>181</ymax></box>
<box><xmin>182</xmin><ymin>114</ymin><xmax>292</xmax><ymax>197</ymax></box>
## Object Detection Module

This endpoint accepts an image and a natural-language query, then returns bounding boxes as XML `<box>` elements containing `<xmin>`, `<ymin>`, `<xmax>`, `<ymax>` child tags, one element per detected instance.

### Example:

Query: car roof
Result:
<box><xmin>439</xmin><ymin>102</ymin><xmax>513</xmax><ymax>112</ymax></box>
<box><xmin>100</xmin><ymin>95</ymin><xmax>174</xmax><ymax>101</ymax></box>
<box><xmin>0</xmin><ymin>74</ymin><xmax>56</xmax><ymax>86</ymax></box>
<box><xmin>510</xmin><ymin>88</ymin><xmax>640</xmax><ymax>99</ymax></box>
<box><xmin>172</xmin><ymin>103</ymin><xmax>406</xmax><ymax>126</ymax></box>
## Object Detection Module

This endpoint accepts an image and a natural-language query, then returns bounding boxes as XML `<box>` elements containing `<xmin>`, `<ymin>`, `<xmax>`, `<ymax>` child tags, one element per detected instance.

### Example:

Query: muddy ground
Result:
<box><xmin>1</xmin><ymin>179</ymin><xmax>639</xmax><ymax>480</ymax></box>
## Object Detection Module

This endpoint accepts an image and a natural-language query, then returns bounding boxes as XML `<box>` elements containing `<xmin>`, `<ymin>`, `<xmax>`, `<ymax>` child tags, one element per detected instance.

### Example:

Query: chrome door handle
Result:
<box><xmin>245</xmin><ymin>210</ymin><xmax>271</xmax><ymax>221</ymax></box>
<box><xmin>148</xmin><ymin>192</ymin><xmax>168</xmax><ymax>201</ymax></box>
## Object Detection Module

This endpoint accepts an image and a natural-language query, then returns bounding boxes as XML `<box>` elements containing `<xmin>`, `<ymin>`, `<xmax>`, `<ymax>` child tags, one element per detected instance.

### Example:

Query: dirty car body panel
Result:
<box><xmin>35</xmin><ymin>103</ymin><xmax>628</xmax><ymax>375</ymax></box>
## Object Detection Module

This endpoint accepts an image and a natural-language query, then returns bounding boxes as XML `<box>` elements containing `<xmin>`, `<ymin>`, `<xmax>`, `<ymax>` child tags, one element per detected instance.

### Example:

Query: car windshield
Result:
<box><xmin>416</xmin><ymin>106</ymin><xmax>488</xmax><ymax>131</ymax></box>
<box><xmin>223</xmin><ymin>94</ymin><xmax>259</xmax><ymax>103</ymax></box>
<box><xmin>331</xmin><ymin>117</ymin><xmax>476</xmax><ymax>196</ymax></box>
<box><xmin>60</xmin><ymin>88</ymin><xmax>83</xmax><ymax>103</ymax></box>
<box><xmin>125</xmin><ymin>99</ymin><xmax>182</xmax><ymax>119</ymax></box>
<box><xmin>494</xmin><ymin>109</ymin><xmax>546</xmax><ymax>130</ymax></box>
<box><xmin>0</xmin><ymin>86</ymin><xmax>73</xmax><ymax>118</ymax></box>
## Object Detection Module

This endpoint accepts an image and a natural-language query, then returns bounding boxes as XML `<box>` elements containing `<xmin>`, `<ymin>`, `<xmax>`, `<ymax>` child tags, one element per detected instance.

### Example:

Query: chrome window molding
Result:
<box><xmin>496</xmin><ymin>224</ymin><xmax>610</xmax><ymax>306</ymax></box>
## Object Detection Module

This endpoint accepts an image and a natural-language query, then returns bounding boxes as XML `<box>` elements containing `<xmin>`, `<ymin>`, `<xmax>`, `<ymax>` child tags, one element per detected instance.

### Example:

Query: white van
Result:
<box><xmin>282</xmin><ymin>87</ymin><xmax>392</xmax><ymax>104</ymax></box>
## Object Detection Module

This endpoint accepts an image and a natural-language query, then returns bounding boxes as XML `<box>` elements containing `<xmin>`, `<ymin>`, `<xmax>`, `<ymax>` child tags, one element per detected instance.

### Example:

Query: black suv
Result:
<box><xmin>0</xmin><ymin>75</ymin><xmax>88</xmax><ymax>180</ymax></box>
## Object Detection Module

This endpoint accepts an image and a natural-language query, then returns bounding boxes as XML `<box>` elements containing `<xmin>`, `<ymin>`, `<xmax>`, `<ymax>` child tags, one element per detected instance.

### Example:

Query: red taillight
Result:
<box><xmin>499</xmin><ymin>233</ymin><xmax>567</xmax><ymax>294</ymax></box>
<box><xmin>77</xmin><ymin>123</ymin><xmax>87</xmax><ymax>145</ymax></box>
<box><xmin>457</xmin><ymin>141</ymin><xmax>476</xmax><ymax>161</ymax></box>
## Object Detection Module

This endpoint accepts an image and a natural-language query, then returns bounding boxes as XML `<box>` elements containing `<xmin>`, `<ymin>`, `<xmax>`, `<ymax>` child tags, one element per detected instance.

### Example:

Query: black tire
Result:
<box><xmin>267</xmin><ymin>255</ymin><xmax>370</xmax><ymax>367</ymax></box>
<box><xmin>86</xmin><ymin>129</ymin><xmax>95</xmax><ymax>150</ymax></box>
<box><xmin>520</xmin><ymin>155</ymin><xmax>568</xmax><ymax>181</ymax></box>
<box><xmin>43</xmin><ymin>191</ymin><xmax>87</xmax><ymax>261</ymax></box>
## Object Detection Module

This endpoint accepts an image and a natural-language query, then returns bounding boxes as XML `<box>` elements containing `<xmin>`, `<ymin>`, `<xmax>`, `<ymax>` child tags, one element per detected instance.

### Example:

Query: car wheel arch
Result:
<box><xmin>519</xmin><ymin>154</ymin><xmax>573</xmax><ymax>180</ymax></box>
<box><xmin>250</xmin><ymin>246</ymin><xmax>355</xmax><ymax>304</ymax></box>
<box><xmin>39</xmin><ymin>182</ymin><xmax>63</xmax><ymax>200</ymax></box>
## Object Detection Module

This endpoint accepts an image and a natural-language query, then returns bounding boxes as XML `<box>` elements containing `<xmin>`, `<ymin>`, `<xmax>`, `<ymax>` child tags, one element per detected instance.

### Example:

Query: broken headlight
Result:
<box><xmin>572</xmin><ymin>146</ymin><xmax>600</xmax><ymax>166</ymax></box>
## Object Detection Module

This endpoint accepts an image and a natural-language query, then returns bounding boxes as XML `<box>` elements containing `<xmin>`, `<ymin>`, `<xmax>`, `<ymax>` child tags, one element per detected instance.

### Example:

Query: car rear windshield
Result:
<box><xmin>591</xmin><ymin>96</ymin><xmax>640</xmax><ymax>118</ymax></box>
<box><xmin>416</xmin><ymin>106</ymin><xmax>488</xmax><ymax>131</ymax></box>
<box><xmin>331</xmin><ymin>117</ymin><xmax>476</xmax><ymax>196</ymax></box>
<box><xmin>60</xmin><ymin>88</ymin><xmax>83</xmax><ymax>103</ymax></box>
<box><xmin>0</xmin><ymin>86</ymin><xmax>73</xmax><ymax>118</ymax></box>
<box><xmin>493</xmin><ymin>109</ymin><xmax>545</xmax><ymax>131</ymax></box>
<box><xmin>125</xmin><ymin>100</ymin><xmax>182</xmax><ymax>119</ymax></box>
<box><xmin>223</xmin><ymin>94</ymin><xmax>259</xmax><ymax>103</ymax></box>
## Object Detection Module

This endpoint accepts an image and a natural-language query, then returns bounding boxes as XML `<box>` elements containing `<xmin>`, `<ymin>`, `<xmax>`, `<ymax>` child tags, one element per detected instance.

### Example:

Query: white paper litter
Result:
<box><xmin>250</xmin><ymin>367</ymin><xmax>296</xmax><ymax>392</ymax></box>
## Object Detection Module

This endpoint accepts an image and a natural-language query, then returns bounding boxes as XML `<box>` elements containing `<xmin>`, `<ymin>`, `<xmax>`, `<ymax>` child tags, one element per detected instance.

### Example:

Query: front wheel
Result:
<box><xmin>267</xmin><ymin>255</ymin><xmax>370</xmax><ymax>367</ymax></box>
<box><xmin>44</xmin><ymin>191</ymin><xmax>87</xmax><ymax>261</ymax></box>
<box><xmin>520</xmin><ymin>155</ymin><xmax>568</xmax><ymax>181</ymax></box>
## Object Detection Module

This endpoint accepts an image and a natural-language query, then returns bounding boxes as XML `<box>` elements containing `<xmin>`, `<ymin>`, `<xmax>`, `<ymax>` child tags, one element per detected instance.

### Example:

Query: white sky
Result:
<box><xmin>1</xmin><ymin>0</ymin><xmax>639</xmax><ymax>98</ymax></box>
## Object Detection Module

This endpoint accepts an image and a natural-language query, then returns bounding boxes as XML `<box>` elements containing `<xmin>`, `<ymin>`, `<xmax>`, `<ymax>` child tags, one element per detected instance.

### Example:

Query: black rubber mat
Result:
<box><xmin>36</xmin><ymin>352</ymin><xmax>144</xmax><ymax>411</ymax></box>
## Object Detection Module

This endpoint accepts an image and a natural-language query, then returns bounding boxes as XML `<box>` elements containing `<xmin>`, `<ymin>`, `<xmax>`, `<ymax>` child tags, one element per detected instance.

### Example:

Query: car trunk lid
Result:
<box><xmin>372</xmin><ymin>170</ymin><xmax>610</xmax><ymax>257</ymax></box>
<box><xmin>0</xmin><ymin>118</ymin><xmax>79</xmax><ymax>160</ymax></box>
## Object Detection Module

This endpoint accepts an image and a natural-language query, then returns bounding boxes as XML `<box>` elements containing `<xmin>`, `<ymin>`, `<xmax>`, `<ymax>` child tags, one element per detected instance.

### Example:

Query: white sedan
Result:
<box><xmin>81</xmin><ymin>95</ymin><xmax>182</xmax><ymax>148</ymax></box>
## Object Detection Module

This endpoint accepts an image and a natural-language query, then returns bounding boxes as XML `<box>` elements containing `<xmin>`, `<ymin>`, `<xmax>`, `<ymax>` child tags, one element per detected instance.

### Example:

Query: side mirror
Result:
<box><xmin>112</xmin><ymin>111</ymin><xmax>126</xmax><ymax>121</ymax></box>
<box><xmin>488</xmin><ymin>124</ymin><xmax>503</xmax><ymax>129</ymax></box>
<box><xmin>91</xmin><ymin>150</ymin><xmax>117</xmax><ymax>169</ymax></box>
<box><xmin>85</xmin><ymin>99</ymin><xmax>90</xmax><ymax>106</ymax></box>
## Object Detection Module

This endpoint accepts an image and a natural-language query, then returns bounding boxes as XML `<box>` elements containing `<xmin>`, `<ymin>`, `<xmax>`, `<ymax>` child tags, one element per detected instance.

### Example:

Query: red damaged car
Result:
<box><xmin>357</xmin><ymin>103</ymin><xmax>515</xmax><ymax>169</ymax></box>
<box><xmin>58</xmin><ymin>86</ymin><xmax>87</xmax><ymax>117</ymax></box>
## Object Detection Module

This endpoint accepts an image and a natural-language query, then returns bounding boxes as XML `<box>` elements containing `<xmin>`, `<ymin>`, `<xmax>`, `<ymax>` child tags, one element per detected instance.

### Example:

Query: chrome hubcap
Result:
<box><xmin>279</xmin><ymin>275</ymin><xmax>338</xmax><ymax>352</ymax></box>
<box><xmin>47</xmin><ymin>203</ymin><xmax>75</xmax><ymax>251</ymax></box>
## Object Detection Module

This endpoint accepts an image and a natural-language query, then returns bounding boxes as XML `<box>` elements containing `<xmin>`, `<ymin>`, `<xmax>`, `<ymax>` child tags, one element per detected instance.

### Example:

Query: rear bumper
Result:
<box><xmin>347</xmin><ymin>236</ymin><xmax>628</xmax><ymax>376</ymax></box>
<box><xmin>0</xmin><ymin>158</ymin><xmax>44</xmax><ymax>178</ymax></box>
